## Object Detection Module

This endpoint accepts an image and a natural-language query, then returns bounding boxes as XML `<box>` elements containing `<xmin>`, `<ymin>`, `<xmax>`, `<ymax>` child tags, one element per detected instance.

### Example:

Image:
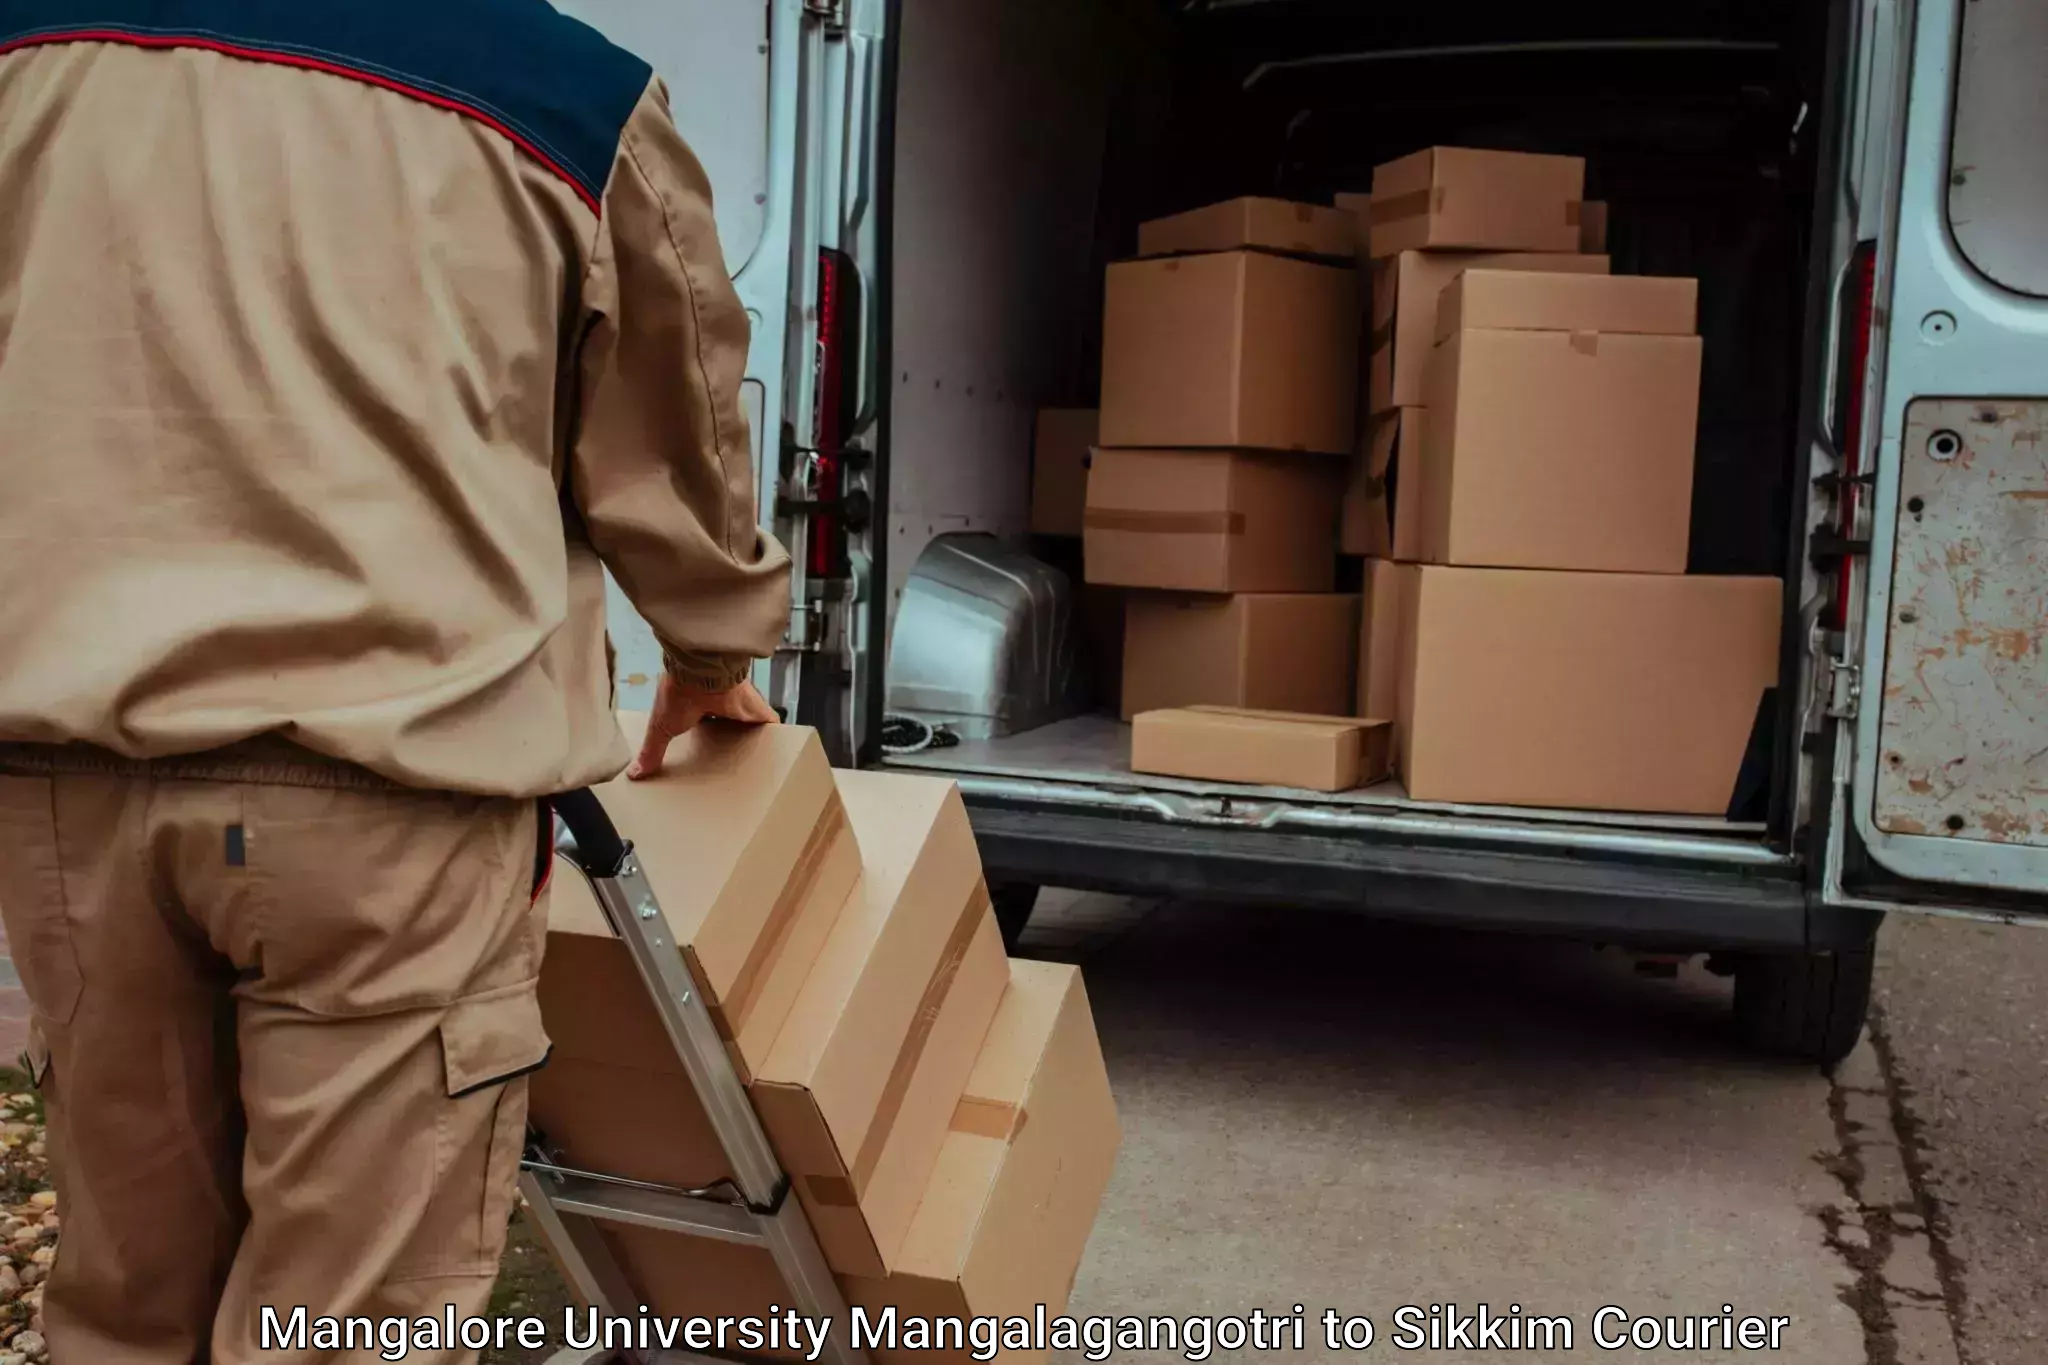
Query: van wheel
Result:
<box><xmin>990</xmin><ymin>882</ymin><xmax>1040</xmax><ymax>953</ymax></box>
<box><xmin>1731</xmin><ymin>945</ymin><xmax>1875</xmax><ymax>1070</ymax></box>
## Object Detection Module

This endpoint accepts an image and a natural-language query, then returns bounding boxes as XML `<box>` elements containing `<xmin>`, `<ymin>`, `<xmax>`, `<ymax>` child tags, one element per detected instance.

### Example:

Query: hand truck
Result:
<box><xmin>522</xmin><ymin>789</ymin><xmax>870</xmax><ymax>1365</ymax></box>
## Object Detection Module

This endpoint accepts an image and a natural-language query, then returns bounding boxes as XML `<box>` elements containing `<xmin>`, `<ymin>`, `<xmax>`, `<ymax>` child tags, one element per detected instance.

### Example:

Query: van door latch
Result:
<box><xmin>1826</xmin><ymin>659</ymin><xmax>1862</xmax><ymax>720</ymax></box>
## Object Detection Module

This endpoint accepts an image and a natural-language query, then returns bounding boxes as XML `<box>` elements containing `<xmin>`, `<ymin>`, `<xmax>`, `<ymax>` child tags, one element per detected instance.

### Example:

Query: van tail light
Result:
<box><xmin>1826</xmin><ymin>240</ymin><xmax>1878</xmax><ymax>631</ymax></box>
<box><xmin>808</xmin><ymin>247</ymin><xmax>862</xmax><ymax>579</ymax></box>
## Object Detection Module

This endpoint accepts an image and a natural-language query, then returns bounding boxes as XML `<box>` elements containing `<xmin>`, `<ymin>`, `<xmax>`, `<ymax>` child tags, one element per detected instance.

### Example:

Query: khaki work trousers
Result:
<box><xmin>0</xmin><ymin>740</ymin><xmax>554</xmax><ymax>1365</ymax></box>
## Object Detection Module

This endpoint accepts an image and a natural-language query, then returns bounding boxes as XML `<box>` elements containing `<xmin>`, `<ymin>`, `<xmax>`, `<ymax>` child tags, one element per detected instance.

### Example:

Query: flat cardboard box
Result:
<box><xmin>1580</xmin><ymin>200</ymin><xmax>1609</xmax><ymax>253</ymax></box>
<box><xmin>541</xmin><ymin>959</ymin><xmax>1122</xmax><ymax>1365</ymax></box>
<box><xmin>1100</xmin><ymin>250</ymin><xmax>1359</xmax><ymax>454</ymax></box>
<box><xmin>1029</xmin><ymin>409</ymin><xmax>1098</xmax><ymax>537</ymax></box>
<box><xmin>1085</xmin><ymin>448</ymin><xmax>1340</xmax><ymax>594</ymax></box>
<box><xmin>1356</xmin><ymin>560</ymin><xmax>1415</xmax><ymax>763</ymax></box>
<box><xmin>1369</xmin><ymin>250</ymin><xmax>1609</xmax><ymax>414</ymax></box>
<box><xmin>1131</xmin><ymin>706</ymin><xmax>1391</xmax><ymax>792</ymax></box>
<box><xmin>1368</xmin><ymin>146</ymin><xmax>1586</xmax><ymax>258</ymax></box>
<box><xmin>1422</xmin><ymin>320</ymin><xmax>1702</xmax><ymax>575</ymax></box>
<box><xmin>1137</xmin><ymin>196</ymin><xmax>1357</xmax><ymax>262</ymax></box>
<box><xmin>1122</xmin><ymin>593</ymin><xmax>1359</xmax><ymax>722</ymax></box>
<box><xmin>754</xmin><ymin>769</ymin><xmax>1010</xmax><ymax>1277</ymax></box>
<box><xmin>1396</xmin><ymin>567</ymin><xmax>1781</xmax><ymax>814</ymax></box>
<box><xmin>530</xmin><ymin>720</ymin><xmax>862</xmax><ymax>1195</ymax></box>
<box><xmin>1436</xmin><ymin>269</ymin><xmax>1697</xmax><ymax>341</ymax></box>
<box><xmin>1341</xmin><ymin>409</ymin><xmax>1426</xmax><ymax>560</ymax></box>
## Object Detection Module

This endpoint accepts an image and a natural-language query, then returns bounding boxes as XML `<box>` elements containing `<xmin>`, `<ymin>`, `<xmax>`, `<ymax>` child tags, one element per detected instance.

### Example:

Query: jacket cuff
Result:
<box><xmin>661</xmin><ymin>648</ymin><xmax>752</xmax><ymax>692</ymax></box>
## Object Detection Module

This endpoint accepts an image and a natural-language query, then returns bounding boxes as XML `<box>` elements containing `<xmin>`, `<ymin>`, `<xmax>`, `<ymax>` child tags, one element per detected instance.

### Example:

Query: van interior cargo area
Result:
<box><xmin>874</xmin><ymin>0</ymin><xmax>1836</xmax><ymax>854</ymax></box>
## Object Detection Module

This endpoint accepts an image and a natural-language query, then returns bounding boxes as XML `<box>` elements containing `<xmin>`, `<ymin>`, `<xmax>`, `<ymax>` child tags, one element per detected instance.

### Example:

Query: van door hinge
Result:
<box><xmin>1826</xmin><ymin>658</ymin><xmax>1862</xmax><ymax>720</ymax></box>
<box><xmin>802</xmin><ymin>0</ymin><xmax>845</xmax><ymax>28</ymax></box>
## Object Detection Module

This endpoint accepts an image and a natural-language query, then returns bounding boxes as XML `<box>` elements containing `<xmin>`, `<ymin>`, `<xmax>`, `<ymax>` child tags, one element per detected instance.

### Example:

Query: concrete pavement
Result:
<box><xmin>1027</xmin><ymin>893</ymin><xmax>1872</xmax><ymax>1362</ymax></box>
<box><xmin>1873</xmin><ymin>914</ymin><xmax>2048</xmax><ymax>1365</ymax></box>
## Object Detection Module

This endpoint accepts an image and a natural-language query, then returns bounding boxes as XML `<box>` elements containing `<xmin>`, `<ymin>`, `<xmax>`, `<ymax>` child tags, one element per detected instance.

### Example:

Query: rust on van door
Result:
<box><xmin>1875</xmin><ymin>399</ymin><xmax>2048</xmax><ymax>845</ymax></box>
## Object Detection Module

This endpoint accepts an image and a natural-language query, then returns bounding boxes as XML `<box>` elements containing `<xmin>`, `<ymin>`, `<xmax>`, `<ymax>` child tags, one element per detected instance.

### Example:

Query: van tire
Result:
<box><xmin>991</xmin><ymin>882</ymin><xmax>1040</xmax><ymax>953</ymax></box>
<box><xmin>1731</xmin><ymin>945</ymin><xmax>1875</xmax><ymax>1070</ymax></box>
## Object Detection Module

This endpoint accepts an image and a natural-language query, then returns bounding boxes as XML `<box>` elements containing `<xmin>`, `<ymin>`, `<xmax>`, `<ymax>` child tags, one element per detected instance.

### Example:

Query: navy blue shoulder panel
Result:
<box><xmin>0</xmin><ymin>0</ymin><xmax>653</xmax><ymax>212</ymax></box>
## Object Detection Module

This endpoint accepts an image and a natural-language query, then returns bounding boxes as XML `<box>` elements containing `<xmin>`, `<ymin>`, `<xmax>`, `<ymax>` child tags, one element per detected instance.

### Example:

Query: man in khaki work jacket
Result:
<box><xmin>0</xmin><ymin>2</ymin><xmax>791</xmax><ymax>1361</ymax></box>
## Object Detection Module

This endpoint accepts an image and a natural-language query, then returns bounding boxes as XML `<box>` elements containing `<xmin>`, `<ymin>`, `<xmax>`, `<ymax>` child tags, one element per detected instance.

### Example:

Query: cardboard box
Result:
<box><xmin>754</xmin><ymin>769</ymin><xmax>1010</xmax><ymax>1277</ymax></box>
<box><xmin>1356</xmin><ymin>559</ymin><xmax>1415</xmax><ymax>751</ymax></box>
<box><xmin>1580</xmin><ymin>200</ymin><xmax>1609</xmax><ymax>253</ymax></box>
<box><xmin>1435</xmin><ymin>269</ymin><xmax>1696</xmax><ymax>340</ymax></box>
<box><xmin>1137</xmin><ymin>196</ymin><xmax>1356</xmax><ymax>262</ymax></box>
<box><xmin>1085</xmin><ymin>448</ymin><xmax>1340</xmax><ymax>594</ymax></box>
<box><xmin>543</xmin><ymin>959</ymin><xmax>1122</xmax><ymax>1365</ymax></box>
<box><xmin>1369</xmin><ymin>250</ymin><xmax>1609</xmax><ymax>414</ymax></box>
<box><xmin>1341</xmin><ymin>409</ymin><xmax>1427</xmax><ymax>560</ymax></box>
<box><xmin>1396</xmin><ymin>567</ymin><xmax>1781</xmax><ymax>813</ymax></box>
<box><xmin>538</xmin><ymin>716</ymin><xmax>860</xmax><ymax>1085</ymax></box>
<box><xmin>1131</xmin><ymin>706</ymin><xmax>1391</xmax><ymax>792</ymax></box>
<box><xmin>1368</xmin><ymin>146</ymin><xmax>1586</xmax><ymax>258</ymax></box>
<box><xmin>529</xmin><ymin>720</ymin><xmax>862</xmax><ymax>1199</ymax></box>
<box><xmin>1100</xmin><ymin>251</ymin><xmax>1359</xmax><ymax>454</ymax></box>
<box><xmin>1122</xmin><ymin>593</ymin><xmax>1359</xmax><ymax>722</ymax></box>
<box><xmin>1030</xmin><ymin>409</ymin><xmax>1098</xmax><ymax>537</ymax></box>
<box><xmin>843</xmin><ymin>958</ymin><xmax>1120</xmax><ymax>1365</ymax></box>
<box><xmin>534</xmin><ymin>765</ymin><xmax>1008</xmax><ymax>1285</ymax></box>
<box><xmin>1417</xmin><ymin>272</ymin><xmax>1703</xmax><ymax>577</ymax></box>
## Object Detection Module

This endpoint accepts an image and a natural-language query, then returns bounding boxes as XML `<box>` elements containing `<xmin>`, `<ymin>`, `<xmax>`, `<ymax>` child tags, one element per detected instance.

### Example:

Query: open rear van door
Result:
<box><xmin>1826</xmin><ymin>0</ymin><xmax>2048</xmax><ymax>920</ymax></box>
<box><xmin>552</xmin><ymin>0</ymin><xmax>877</xmax><ymax>737</ymax></box>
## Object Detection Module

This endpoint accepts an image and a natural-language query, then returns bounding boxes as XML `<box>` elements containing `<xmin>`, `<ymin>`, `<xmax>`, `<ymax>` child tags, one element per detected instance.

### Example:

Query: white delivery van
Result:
<box><xmin>558</xmin><ymin>0</ymin><xmax>2047</xmax><ymax>1066</ymax></box>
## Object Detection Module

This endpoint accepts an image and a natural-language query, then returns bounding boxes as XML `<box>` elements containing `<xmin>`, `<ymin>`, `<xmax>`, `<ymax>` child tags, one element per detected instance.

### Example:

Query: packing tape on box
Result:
<box><xmin>1083</xmin><ymin>509</ymin><xmax>1247</xmax><ymax>536</ymax></box>
<box><xmin>849</xmin><ymin>880</ymin><xmax>996</xmax><ymax>1192</ymax></box>
<box><xmin>1369</xmin><ymin>186</ymin><xmax>1585</xmax><ymax>227</ymax></box>
<box><xmin>950</xmin><ymin>1096</ymin><xmax>1026</xmax><ymax>1142</ymax></box>
<box><xmin>714</xmin><ymin>799</ymin><xmax>851</xmax><ymax>1041</ymax></box>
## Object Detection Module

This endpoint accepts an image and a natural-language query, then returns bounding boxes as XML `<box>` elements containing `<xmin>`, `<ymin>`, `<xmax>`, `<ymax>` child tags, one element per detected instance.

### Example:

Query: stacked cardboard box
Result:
<box><xmin>530</xmin><ymin>714</ymin><xmax>1122</xmax><ymax>1337</ymax></box>
<box><xmin>1347</xmin><ymin>154</ymin><xmax>1781</xmax><ymax>815</ymax></box>
<box><xmin>1088</xmin><ymin>196</ymin><xmax>1364</xmax><ymax>724</ymax></box>
<box><xmin>1345</xmin><ymin>147</ymin><xmax>1608</xmax><ymax>564</ymax></box>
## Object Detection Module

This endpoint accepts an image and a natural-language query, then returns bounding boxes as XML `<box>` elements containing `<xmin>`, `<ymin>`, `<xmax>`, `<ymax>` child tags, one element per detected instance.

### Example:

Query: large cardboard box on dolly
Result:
<box><xmin>571</xmin><ymin>959</ymin><xmax>1122</xmax><ymax>1365</ymax></box>
<box><xmin>1137</xmin><ymin>196</ymin><xmax>1357</xmax><ymax>262</ymax></box>
<box><xmin>1086</xmin><ymin>447</ymin><xmax>1340</xmax><ymax>594</ymax></box>
<box><xmin>534</xmin><ymin>714</ymin><xmax>860</xmax><ymax>1097</ymax></box>
<box><xmin>1367</xmin><ymin>146</ymin><xmax>1586</xmax><ymax>258</ymax></box>
<box><xmin>1029</xmin><ymin>409</ymin><xmax>1099</xmax><ymax>538</ymax></box>
<box><xmin>1121</xmin><ymin>593</ymin><xmax>1359</xmax><ymax>722</ymax></box>
<box><xmin>1421</xmin><ymin>269</ymin><xmax>1703</xmax><ymax>574</ymax></box>
<box><xmin>1395</xmin><ymin>567</ymin><xmax>1781</xmax><ymax>814</ymax></box>
<box><xmin>1131</xmin><ymin>706</ymin><xmax>1392</xmax><ymax>793</ymax></box>
<box><xmin>752</xmin><ymin>768</ymin><xmax>1009</xmax><ymax>1277</ymax></box>
<box><xmin>1369</xmin><ymin>250</ymin><xmax>1609</xmax><ymax>413</ymax></box>
<box><xmin>1100</xmin><ymin>250</ymin><xmax>1359</xmax><ymax>454</ymax></box>
<box><xmin>530</xmin><ymin>738</ymin><xmax>1007</xmax><ymax>1280</ymax></box>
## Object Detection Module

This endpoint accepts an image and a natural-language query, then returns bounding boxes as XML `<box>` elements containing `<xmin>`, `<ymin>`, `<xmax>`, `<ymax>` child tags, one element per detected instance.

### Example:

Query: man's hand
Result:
<box><xmin>627</xmin><ymin>674</ymin><xmax>779</xmax><ymax>780</ymax></box>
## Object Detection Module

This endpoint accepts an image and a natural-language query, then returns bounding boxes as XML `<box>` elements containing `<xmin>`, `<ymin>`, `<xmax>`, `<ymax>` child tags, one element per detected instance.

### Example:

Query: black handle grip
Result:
<box><xmin>549</xmin><ymin>789</ymin><xmax>631</xmax><ymax>879</ymax></box>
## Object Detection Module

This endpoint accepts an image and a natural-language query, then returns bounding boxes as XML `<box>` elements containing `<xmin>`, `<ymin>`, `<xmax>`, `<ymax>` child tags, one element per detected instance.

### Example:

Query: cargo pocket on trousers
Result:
<box><xmin>0</xmin><ymin>777</ymin><xmax>83</xmax><ymax>1027</ymax></box>
<box><xmin>387</xmin><ymin>987</ymin><xmax>553</xmax><ymax>1283</ymax></box>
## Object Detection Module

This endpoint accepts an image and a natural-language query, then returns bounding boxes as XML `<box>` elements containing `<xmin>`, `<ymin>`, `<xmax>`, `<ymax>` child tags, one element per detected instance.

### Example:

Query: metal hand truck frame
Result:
<box><xmin>523</xmin><ymin>789</ymin><xmax>870</xmax><ymax>1365</ymax></box>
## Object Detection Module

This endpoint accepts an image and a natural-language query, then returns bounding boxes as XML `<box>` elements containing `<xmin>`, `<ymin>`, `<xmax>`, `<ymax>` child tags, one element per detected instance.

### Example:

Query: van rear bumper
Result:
<box><xmin>963</xmin><ymin>797</ymin><xmax>1879</xmax><ymax>954</ymax></box>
